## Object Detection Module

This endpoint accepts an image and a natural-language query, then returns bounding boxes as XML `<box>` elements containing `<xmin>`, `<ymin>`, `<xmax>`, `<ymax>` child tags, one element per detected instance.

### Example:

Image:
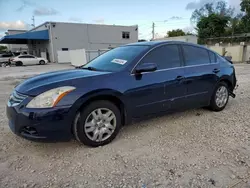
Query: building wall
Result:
<box><xmin>30</xmin><ymin>22</ymin><xmax>138</xmax><ymax>62</ymax></box>
<box><xmin>27</xmin><ymin>40</ymin><xmax>51</xmax><ymax>60</ymax></box>
<box><xmin>225</xmin><ymin>46</ymin><xmax>244</xmax><ymax>62</ymax></box>
<box><xmin>154</xmin><ymin>35</ymin><xmax>198</xmax><ymax>44</ymax></box>
<box><xmin>245</xmin><ymin>45</ymin><xmax>250</xmax><ymax>62</ymax></box>
<box><xmin>208</xmin><ymin>44</ymin><xmax>246</xmax><ymax>63</ymax></box>
<box><xmin>50</xmin><ymin>22</ymin><xmax>138</xmax><ymax>62</ymax></box>
<box><xmin>208</xmin><ymin>46</ymin><xmax>225</xmax><ymax>55</ymax></box>
<box><xmin>30</xmin><ymin>23</ymin><xmax>52</xmax><ymax>61</ymax></box>
<box><xmin>6</xmin><ymin>30</ymin><xmax>28</xmax><ymax>52</ymax></box>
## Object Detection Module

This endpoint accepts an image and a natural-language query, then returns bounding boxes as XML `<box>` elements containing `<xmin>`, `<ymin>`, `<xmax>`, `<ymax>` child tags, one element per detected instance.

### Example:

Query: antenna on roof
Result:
<box><xmin>31</xmin><ymin>16</ymin><xmax>35</xmax><ymax>28</ymax></box>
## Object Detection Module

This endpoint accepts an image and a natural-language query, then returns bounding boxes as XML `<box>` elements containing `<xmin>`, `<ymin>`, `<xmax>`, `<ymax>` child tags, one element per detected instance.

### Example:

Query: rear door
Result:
<box><xmin>26</xmin><ymin>55</ymin><xmax>37</xmax><ymax>64</ymax></box>
<box><xmin>181</xmin><ymin>45</ymin><xmax>220</xmax><ymax>107</ymax></box>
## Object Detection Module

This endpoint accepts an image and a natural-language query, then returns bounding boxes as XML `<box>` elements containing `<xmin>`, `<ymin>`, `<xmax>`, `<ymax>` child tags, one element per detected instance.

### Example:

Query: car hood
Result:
<box><xmin>15</xmin><ymin>69</ymin><xmax>109</xmax><ymax>96</ymax></box>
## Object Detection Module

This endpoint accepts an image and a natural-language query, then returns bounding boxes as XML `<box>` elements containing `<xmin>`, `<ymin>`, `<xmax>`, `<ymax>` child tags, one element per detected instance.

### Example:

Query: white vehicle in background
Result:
<box><xmin>10</xmin><ymin>55</ymin><xmax>48</xmax><ymax>66</ymax></box>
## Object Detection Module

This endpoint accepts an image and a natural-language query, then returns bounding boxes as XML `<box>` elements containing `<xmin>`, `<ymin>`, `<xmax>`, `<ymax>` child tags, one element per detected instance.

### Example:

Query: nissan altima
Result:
<box><xmin>6</xmin><ymin>41</ymin><xmax>237</xmax><ymax>147</ymax></box>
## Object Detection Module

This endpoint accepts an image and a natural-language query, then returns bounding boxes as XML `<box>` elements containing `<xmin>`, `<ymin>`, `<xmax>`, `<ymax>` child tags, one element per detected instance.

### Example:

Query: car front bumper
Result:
<box><xmin>6</xmin><ymin>104</ymin><xmax>74</xmax><ymax>141</ymax></box>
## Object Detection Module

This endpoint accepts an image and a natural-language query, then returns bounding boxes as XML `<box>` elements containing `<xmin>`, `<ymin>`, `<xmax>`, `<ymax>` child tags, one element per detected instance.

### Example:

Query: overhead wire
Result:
<box><xmin>138</xmin><ymin>18</ymin><xmax>193</xmax><ymax>40</ymax></box>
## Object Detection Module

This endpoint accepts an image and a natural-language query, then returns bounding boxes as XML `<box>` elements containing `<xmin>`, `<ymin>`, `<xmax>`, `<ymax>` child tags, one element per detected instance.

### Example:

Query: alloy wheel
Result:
<box><xmin>215</xmin><ymin>86</ymin><xmax>228</xmax><ymax>108</ymax></box>
<box><xmin>84</xmin><ymin>108</ymin><xmax>116</xmax><ymax>142</ymax></box>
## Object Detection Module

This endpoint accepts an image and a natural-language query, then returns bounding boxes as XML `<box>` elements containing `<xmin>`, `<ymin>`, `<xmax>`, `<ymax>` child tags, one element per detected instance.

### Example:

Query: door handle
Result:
<box><xmin>213</xmin><ymin>68</ymin><xmax>220</xmax><ymax>73</ymax></box>
<box><xmin>176</xmin><ymin>76</ymin><xmax>185</xmax><ymax>81</ymax></box>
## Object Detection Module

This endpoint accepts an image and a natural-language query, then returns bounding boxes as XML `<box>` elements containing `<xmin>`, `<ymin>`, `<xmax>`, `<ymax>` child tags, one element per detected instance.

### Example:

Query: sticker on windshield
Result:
<box><xmin>111</xmin><ymin>59</ymin><xmax>127</xmax><ymax>65</ymax></box>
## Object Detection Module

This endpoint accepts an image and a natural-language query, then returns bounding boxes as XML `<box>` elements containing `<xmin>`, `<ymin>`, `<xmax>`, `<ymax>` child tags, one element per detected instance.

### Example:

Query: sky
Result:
<box><xmin>0</xmin><ymin>0</ymin><xmax>241</xmax><ymax>40</ymax></box>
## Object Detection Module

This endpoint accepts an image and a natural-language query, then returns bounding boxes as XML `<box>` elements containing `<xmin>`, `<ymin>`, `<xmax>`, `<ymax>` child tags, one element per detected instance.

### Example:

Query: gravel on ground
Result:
<box><xmin>0</xmin><ymin>64</ymin><xmax>250</xmax><ymax>188</ymax></box>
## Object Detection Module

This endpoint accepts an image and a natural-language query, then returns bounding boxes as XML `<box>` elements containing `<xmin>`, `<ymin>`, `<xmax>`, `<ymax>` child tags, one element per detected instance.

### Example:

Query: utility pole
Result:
<box><xmin>31</xmin><ymin>16</ymin><xmax>35</xmax><ymax>28</ymax></box>
<box><xmin>152</xmin><ymin>22</ymin><xmax>155</xmax><ymax>40</ymax></box>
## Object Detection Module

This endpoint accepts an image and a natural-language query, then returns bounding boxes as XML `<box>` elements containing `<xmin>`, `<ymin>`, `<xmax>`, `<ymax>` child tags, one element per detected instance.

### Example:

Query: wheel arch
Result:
<box><xmin>73</xmin><ymin>89</ymin><xmax>128</xmax><ymax>126</ymax></box>
<box><xmin>218</xmin><ymin>76</ymin><xmax>234</xmax><ymax>91</ymax></box>
<box><xmin>16</xmin><ymin>61</ymin><xmax>23</xmax><ymax>66</ymax></box>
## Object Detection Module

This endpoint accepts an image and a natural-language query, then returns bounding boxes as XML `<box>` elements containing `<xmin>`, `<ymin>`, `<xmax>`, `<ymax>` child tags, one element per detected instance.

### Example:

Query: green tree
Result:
<box><xmin>197</xmin><ymin>14</ymin><xmax>230</xmax><ymax>44</ymax></box>
<box><xmin>186</xmin><ymin>31</ymin><xmax>194</xmax><ymax>35</ymax></box>
<box><xmin>239</xmin><ymin>0</ymin><xmax>250</xmax><ymax>33</ymax></box>
<box><xmin>193</xmin><ymin>0</ymin><xmax>250</xmax><ymax>44</ymax></box>
<box><xmin>226</xmin><ymin>13</ymin><xmax>244</xmax><ymax>36</ymax></box>
<box><xmin>191</xmin><ymin>1</ymin><xmax>234</xmax><ymax>23</ymax></box>
<box><xmin>0</xmin><ymin>45</ymin><xmax>7</xmax><ymax>52</ymax></box>
<box><xmin>240</xmin><ymin>0</ymin><xmax>250</xmax><ymax>14</ymax></box>
<box><xmin>167</xmin><ymin>29</ymin><xmax>185</xmax><ymax>37</ymax></box>
<box><xmin>191</xmin><ymin>0</ymin><xmax>247</xmax><ymax>44</ymax></box>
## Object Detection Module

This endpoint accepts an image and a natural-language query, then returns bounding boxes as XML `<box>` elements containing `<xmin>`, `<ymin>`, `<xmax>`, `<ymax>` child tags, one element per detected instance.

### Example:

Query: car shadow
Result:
<box><xmin>7</xmin><ymin>104</ymin><xmax>231</xmax><ymax>155</ymax></box>
<box><xmin>126</xmin><ymin>107</ymin><xmax>207</xmax><ymax>127</ymax></box>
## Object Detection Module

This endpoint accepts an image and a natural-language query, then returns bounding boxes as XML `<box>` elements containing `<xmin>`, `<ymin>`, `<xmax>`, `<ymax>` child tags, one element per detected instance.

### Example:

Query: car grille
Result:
<box><xmin>8</xmin><ymin>91</ymin><xmax>27</xmax><ymax>107</ymax></box>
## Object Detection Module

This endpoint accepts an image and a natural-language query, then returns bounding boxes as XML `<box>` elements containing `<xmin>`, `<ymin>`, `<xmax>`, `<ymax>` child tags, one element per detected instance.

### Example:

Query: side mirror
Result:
<box><xmin>224</xmin><ymin>56</ymin><xmax>232</xmax><ymax>61</ymax></box>
<box><xmin>135</xmin><ymin>63</ymin><xmax>157</xmax><ymax>74</ymax></box>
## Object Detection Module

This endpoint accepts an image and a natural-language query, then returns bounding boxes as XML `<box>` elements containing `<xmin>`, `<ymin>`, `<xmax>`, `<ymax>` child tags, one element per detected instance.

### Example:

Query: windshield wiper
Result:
<box><xmin>81</xmin><ymin>66</ymin><xmax>99</xmax><ymax>71</ymax></box>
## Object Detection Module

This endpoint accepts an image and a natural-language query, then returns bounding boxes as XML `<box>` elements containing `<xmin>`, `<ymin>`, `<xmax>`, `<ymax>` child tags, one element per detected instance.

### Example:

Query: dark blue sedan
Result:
<box><xmin>6</xmin><ymin>41</ymin><xmax>237</xmax><ymax>147</ymax></box>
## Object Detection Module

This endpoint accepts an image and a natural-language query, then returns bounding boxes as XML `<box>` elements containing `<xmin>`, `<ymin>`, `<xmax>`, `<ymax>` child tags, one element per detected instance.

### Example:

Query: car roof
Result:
<box><xmin>124</xmin><ymin>41</ymin><xmax>209</xmax><ymax>50</ymax></box>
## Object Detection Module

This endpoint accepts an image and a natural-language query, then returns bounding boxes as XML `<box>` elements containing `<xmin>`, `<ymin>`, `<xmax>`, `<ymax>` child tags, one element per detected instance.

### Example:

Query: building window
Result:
<box><xmin>62</xmin><ymin>48</ymin><xmax>68</xmax><ymax>51</ymax></box>
<box><xmin>122</xmin><ymin>32</ymin><xmax>130</xmax><ymax>39</ymax></box>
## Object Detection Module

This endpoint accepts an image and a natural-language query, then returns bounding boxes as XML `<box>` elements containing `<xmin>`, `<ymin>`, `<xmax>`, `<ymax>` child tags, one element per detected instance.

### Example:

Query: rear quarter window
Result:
<box><xmin>209</xmin><ymin>51</ymin><xmax>217</xmax><ymax>63</ymax></box>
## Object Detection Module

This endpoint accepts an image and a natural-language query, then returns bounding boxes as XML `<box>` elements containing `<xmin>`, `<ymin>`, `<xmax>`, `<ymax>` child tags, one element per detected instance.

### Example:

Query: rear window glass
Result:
<box><xmin>183</xmin><ymin>45</ymin><xmax>210</xmax><ymax>66</ymax></box>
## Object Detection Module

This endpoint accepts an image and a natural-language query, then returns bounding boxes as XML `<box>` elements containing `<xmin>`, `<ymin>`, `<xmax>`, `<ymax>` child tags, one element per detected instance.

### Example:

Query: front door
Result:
<box><xmin>21</xmin><ymin>55</ymin><xmax>33</xmax><ymax>65</ymax></box>
<box><xmin>125</xmin><ymin>71</ymin><xmax>166</xmax><ymax>117</ymax></box>
<box><xmin>126</xmin><ymin>44</ymin><xmax>186</xmax><ymax>118</ymax></box>
<box><xmin>28</xmin><ymin>55</ymin><xmax>37</xmax><ymax>64</ymax></box>
<box><xmin>181</xmin><ymin>45</ymin><xmax>220</xmax><ymax>108</ymax></box>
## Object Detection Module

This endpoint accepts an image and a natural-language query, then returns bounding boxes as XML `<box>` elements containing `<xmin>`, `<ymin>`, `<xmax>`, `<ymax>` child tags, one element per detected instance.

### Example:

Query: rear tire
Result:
<box><xmin>39</xmin><ymin>60</ymin><xmax>45</xmax><ymax>65</ymax></box>
<box><xmin>15</xmin><ymin>61</ymin><xmax>23</xmax><ymax>66</ymax></box>
<box><xmin>209</xmin><ymin>82</ymin><xmax>229</xmax><ymax>111</ymax></box>
<box><xmin>73</xmin><ymin>100</ymin><xmax>121</xmax><ymax>147</ymax></box>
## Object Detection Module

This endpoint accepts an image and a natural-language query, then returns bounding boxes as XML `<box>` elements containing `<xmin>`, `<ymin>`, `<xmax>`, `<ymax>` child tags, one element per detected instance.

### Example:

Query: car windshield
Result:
<box><xmin>82</xmin><ymin>45</ymin><xmax>149</xmax><ymax>72</ymax></box>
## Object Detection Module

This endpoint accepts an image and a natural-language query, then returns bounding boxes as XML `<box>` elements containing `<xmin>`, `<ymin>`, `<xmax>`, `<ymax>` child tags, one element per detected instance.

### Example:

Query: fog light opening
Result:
<box><xmin>21</xmin><ymin>126</ymin><xmax>38</xmax><ymax>135</ymax></box>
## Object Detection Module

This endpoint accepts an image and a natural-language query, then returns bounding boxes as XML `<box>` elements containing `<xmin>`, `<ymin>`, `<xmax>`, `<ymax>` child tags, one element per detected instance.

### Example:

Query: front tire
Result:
<box><xmin>15</xmin><ymin>61</ymin><xmax>23</xmax><ymax>66</ymax></box>
<box><xmin>73</xmin><ymin>100</ymin><xmax>121</xmax><ymax>147</ymax></box>
<box><xmin>39</xmin><ymin>60</ymin><xmax>45</xmax><ymax>65</ymax></box>
<box><xmin>209</xmin><ymin>82</ymin><xmax>229</xmax><ymax>111</ymax></box>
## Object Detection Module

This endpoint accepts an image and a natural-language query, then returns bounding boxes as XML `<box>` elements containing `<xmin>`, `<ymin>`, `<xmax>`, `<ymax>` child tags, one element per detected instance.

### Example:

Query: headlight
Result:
<box><xmin>26</xmin><ymin>86</ymin><xmax>75</xmax><ymax>108</ymax></box>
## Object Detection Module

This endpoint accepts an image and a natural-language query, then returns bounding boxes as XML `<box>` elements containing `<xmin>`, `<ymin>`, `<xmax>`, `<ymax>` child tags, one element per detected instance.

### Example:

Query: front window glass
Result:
<box><xmin>140</xmin><ymin>45</ymin><xmax>181</xmax><ymax>69</ymax></box>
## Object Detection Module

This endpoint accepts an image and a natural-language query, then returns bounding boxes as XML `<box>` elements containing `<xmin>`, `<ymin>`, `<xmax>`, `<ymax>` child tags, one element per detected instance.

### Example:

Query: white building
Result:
<box><xmin>154</xmin><ymin>35</ymin><xmax>198</xmax><ymax>44</ymax></box>
<box><xmin>5</xmin><ymin>30</ymin><xmax>28</xmax><ymax>52</ymax></box>
<box><xmin>0</xmin><ymin>22</ymin><xmax>138</xmax><ymax>62</ymax></box>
